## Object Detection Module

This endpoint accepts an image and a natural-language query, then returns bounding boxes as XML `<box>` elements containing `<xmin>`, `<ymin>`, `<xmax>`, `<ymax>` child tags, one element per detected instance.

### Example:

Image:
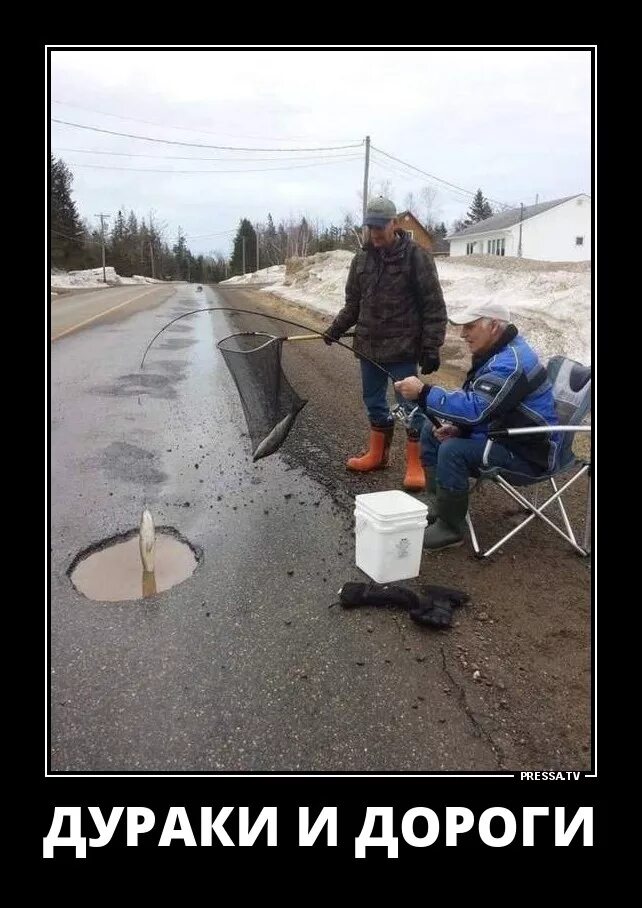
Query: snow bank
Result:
<box><xmin>50</xmin><ymin>267</ymin><xmax>165</xmax><ymax>290</ymax></box>
<box><xmin>224</xmin><ymin>250</ymin><xmax>592</xmax><ymax>365</ymax></box>
<box><xmin>221</xmin><ymin>264</ymin><xmax>285</xmax><ymax>286</ymax></box>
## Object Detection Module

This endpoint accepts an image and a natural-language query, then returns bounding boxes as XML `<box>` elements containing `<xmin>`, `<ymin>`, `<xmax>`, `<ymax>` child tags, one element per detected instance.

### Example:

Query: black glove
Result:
<box><xmin>420</xmin><ymin>350</ymin><xmax>440</xmax><ymax>375</ymax></box>
<box><xmin>409</xmin><ymin>599</ymin><xmax>453</xmax><ymax>629</ymax></box>
<box><xmin>409</xmin><ymin>584</ymin><xmax>470</xmax><ymax>629</ymax></box>
<box><xmin>323</xmin><ymin>329</ymin><xmax>339</xmax><ymax>346</ymax></box>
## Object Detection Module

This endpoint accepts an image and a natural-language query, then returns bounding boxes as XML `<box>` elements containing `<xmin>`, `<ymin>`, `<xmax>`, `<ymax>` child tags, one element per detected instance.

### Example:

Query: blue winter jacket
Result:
<box><xmin>417</xmin><ymin>330</ymin><xmax>561</xmax><ymax>471</ymax></box>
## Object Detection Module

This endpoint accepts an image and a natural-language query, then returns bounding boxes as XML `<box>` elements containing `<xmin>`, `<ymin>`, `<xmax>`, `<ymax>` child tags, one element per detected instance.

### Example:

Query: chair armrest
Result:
<box><xmin>488</xmin><ymin>425</ymin><xmax>591</xmax><ymax>438</ymax></box>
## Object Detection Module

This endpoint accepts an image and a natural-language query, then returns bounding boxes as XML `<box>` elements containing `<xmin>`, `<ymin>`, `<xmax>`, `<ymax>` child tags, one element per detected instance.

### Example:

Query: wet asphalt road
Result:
<box><xmin>51</xmin><ymin>283</ymin><xmax>178</xmax><ymax>340</ymax></box>
<box><xmin>50</xmin><ymin>281</ymin><xmax>499</xmax><ymax>772</ymax></box>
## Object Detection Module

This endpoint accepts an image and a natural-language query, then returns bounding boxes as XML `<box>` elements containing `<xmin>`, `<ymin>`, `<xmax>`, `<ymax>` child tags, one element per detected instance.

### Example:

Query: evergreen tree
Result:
<box><xmin>342</xmin><ymin>214</ymin><xmax>358</xmax><ymax>249</ymax></box>
<box><xmin>230</xmin><ymin>219</ymin><xmax>257</xmax><ymax>275</ymax></box>
<box><xmin>466</xmin><ymin>189</ymin><xmax>494</xmax><ymax>223</ymax></box>
<box><xmin>50</xmin><ymin>156</ymin><xmax>85</xmax><ymax>269</ymax></box>
<box><xmin>124</xmin><ymin>210</ymin><xmax>139</xmax><ymax>276</ymax></box>
<box><xmin>263</xmin><ymin>213</ymin><xmax>279</xmax><ymax>266</ymax></box>
<box><xmin>317</xmin><ymin>226</ymin><xmax>335</xmax><ymax>253</ymax></box>
<box><xmin>159</xmin><ymin>242</ymin><xmax>173</xmax><ymax>280</ymax></box>
<box><xmin>110</xmin><ymin>209</ymin><xmax>129</xmax><ymax>276</ymax></box>
<box><xmin>82</xmin><ymin>221</ymin><xmax>104</xmax><ymax>270</ymax></box>
<box><xmin>138</xmin><ymin>217</ymin><xmax>150</xmax><ymax>274</ymax></box>
<box><xmin>277</xmin><ymin>223</ymin><xmax>288</xmax><ymax>264</ymax></box>
<box><xmin>204</xmin><ymin>253</ymin><xmax>229</xmax><ymax>283</ymax></box>
<box><xmin>147</xmin><ymin>212</ymin><xmax>164</xmax><ymax>279</ymax></box>
<box><xmin>172</xmin><ymin>228</ymin><xmax>189</xmax><ymax>280</ymax></box>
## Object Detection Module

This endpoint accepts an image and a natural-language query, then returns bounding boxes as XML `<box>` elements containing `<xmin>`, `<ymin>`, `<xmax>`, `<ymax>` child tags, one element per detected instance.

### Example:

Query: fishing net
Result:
<box><xmin>217</xmin><ymin>332</ymin><xmax>308</xmax><ymax>461</ymax></box>
<box><xmin>140</xmin><ymin>307</ymin><xmax>439</xmax><ymax>463</ymax></box>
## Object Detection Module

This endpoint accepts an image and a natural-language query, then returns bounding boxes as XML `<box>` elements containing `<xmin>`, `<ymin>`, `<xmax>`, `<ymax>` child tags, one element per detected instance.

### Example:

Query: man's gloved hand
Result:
<box><xmin>420</xmin><ymin>350</ymin><xmax>440</xmax><ymax>375</ymax></box>
<box><xmin>323</xmin><ymin>329</ymin><xmax>339</xmax><ymax>346</ymax></box>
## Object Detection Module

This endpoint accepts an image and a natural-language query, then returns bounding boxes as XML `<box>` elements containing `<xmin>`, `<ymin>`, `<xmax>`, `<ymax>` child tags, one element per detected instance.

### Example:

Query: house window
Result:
<box><xmin>466</xmin><ymin>242</ymin><xmax>476</xmax><ymax>255</ymax></box>
<box><xmin>576</xmin><ymin>236</ymin><xmax>584</xmax><ymax>246</ymax></box>
<box><xmin>497</xmin><ymin>238</ymin><xmax>505</xmax><ymax>256</ymax></box>
<box><xmin>406</xmin><ymin>230</ymin><xmax>414</xmax><ymax>240</ymax></box>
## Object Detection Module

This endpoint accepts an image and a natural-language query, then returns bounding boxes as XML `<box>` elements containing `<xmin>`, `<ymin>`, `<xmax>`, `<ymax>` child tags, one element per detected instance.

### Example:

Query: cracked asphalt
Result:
<box><xmin>49</xmin><ymin>280</ymin><xmax>590</xmax><ymax>772</ymax></box>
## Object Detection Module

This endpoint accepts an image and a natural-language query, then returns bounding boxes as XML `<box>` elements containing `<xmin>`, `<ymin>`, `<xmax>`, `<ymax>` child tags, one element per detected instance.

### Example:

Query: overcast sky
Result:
<box><xmin>49</xmin><ymin>47</ymin><xmax>593</xmax><ymax>258</ymax></box>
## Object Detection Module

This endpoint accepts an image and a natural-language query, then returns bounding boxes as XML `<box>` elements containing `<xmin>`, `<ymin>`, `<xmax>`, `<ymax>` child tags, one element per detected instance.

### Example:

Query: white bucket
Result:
<box><xmin>354</xmin><ymin>490</ymin><xmax>428</xmax><ymax>583</ymax></box>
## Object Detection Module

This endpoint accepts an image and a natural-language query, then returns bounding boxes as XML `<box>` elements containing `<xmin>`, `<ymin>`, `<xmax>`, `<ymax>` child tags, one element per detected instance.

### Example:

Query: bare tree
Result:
<box><xmin>404</xmin><ymin>191</ymin><xmax>417</xmax><ymax>213</ymax></box>
<box><xmin>374</xmin><ymin>179</ymin><xmax>394</xmax><ymax>201</ymax></box>
<box><xmin>419</xmin><ymin>186</ymin><xmax>440</xmax><ymax>229</ymax></box>
<box><xmin>278</xmin><ymin>216</ymin><xmax>315</xmax><ymax>259</ymax></box>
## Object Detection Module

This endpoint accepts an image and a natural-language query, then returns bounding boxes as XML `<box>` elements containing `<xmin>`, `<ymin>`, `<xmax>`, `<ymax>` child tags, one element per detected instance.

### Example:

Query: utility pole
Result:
<box><xmin>149</xmin><ymin>240</ymin><xmax>155</xmax><ymax>279</ymax></box>
<box><xmin>242</xmin><ymin>236</ymin><xmax>246</xmax><ymax>275</ymax></box>
<box><xmin>535</xmin><ymin>194</ymin><xmax>539</xmax><ymax>204</ymax></box>
<box><xmin>362</xmin><ymin>135</ymin><xmax>371</xmax><ymax>229</ymax></box>
<box><xmin>255</xmin><ymin>226</ymin><xmax>260</xmax><ymax>273</ymax></box>
<box><xmin>517</xmin><ymin>203</ymin><xmax>524</xmax><ymax>258</ymax></box>
<box><xmin>95</xmin><ymin>213</ymin><xmax>110</xmax><ymax>282</ymax></box>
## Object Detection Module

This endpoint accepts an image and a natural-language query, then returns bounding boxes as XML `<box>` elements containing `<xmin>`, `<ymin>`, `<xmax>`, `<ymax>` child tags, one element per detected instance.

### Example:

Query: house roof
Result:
<box><xmin>447</xmin><ymin>194</ymin><xmax>588</xmax><ymax>239</ymax></box>
<box><xmin>397</xmin><ymin>210</ymin><xmax>429</xmax><ymax>230</ymax></box>
<box><xmin>431</xmin><ymin>238</ymin><xmax>450</xmax><ymax>254</ymax></box>
<box><xmin>396</xmin><ymin>210</ymin><xmax>449</xmax><ymax>251</ymax></box>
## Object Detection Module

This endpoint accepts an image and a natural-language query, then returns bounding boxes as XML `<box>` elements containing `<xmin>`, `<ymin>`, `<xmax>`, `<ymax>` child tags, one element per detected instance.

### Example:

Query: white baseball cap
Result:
<box><xmin>448</xmin><ymin>301</ymin><xmax>511</xmax><ymax>325</ymax></box>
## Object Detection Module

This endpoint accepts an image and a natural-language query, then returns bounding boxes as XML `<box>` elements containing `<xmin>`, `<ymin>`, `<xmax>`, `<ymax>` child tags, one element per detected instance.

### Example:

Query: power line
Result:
<box><xmin>50</xmin><ymin>227</ymin><xmax>100</xmax><ymax>244</ymax></box>
<box><xmin>51</xmin><ymin>118</ymin><xmax>364</xmax><ymax>153</ymax></box>
<box><xmin>370</xmin><ymin>153</ymin><xmax>473</xmax><ymax>205</ymax></box>
<box><xmin>65</xmin><ymin>156</ymin><xmax>363</xmax><ymax>174</ymax></box>
<box><xmin>371</xmin><ymin>148</ymin><xmax>497</xmax><ymax>206</ymax></box>
<box><xmin>372</xmin><ymin>158</ymin><xmax>470</xmax><ymax>205</ymax></box>
<box><xmin>51</xmin><ymin>99</ymin><xmax>362</xmax><ymax>143</ymax></box>
<box><xmin>371</xmin><ymin>145</ymin><xmax>512</xmax><ymax>210</ymax></box>
<box><xmin>51</xmin><ymin>223</ymin><xmax>236</xmax><ymax>245</ymax></box>
<box><xmin>53</xmin><ymin>146</ymin><xmax>361</xmax><ymax>163</ymax></box>
<box><xmin>184</xmin><ymin>229</ymin><xmax>237</xmax><ymax>239</ymax></box>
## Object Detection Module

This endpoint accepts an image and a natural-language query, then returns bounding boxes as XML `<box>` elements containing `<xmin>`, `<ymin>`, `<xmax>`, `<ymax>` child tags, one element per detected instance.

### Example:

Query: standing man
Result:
<box><xmin>323</xmin><ymin>197</ymin><xmax>447</xmax><ymax>491</ymax></box>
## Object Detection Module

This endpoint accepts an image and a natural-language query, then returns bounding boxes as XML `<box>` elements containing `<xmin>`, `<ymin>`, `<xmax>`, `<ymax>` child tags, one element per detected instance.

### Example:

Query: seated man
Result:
<box><xmin>394</xmin><ymin>301</ymin><xmax>561</xmax><ymax>552</ymax></box>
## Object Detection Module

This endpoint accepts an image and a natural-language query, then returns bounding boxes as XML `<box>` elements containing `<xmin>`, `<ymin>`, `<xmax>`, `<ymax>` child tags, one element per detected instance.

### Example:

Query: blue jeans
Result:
<box><xmin>420</xmin><ymin>424</ymin><xmax>544</xmax><ymax>491</ymax></box>
<box><xmin>360</xmin><ymin>360</ymin><xmax>424</xmax><ymax>436</ymax></box>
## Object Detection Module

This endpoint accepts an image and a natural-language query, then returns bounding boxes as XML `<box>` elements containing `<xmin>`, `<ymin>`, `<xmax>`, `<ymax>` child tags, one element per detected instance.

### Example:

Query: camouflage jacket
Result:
<box><xmin>328</xmin><ymin>230</ymin><xmax>447</xmax><ymax>363</ymax></box>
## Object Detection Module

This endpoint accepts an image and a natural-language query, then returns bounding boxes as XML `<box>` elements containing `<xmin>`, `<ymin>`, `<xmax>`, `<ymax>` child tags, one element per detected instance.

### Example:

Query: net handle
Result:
<box><xmin>216</xmin><ymin>331</ymin><xmax>278</xmax><ymax>353</ymax></box>
<box><xmin>285</xmin><ymin>332</ymin><xmax>355</xmax><ymax>342</ymax></box>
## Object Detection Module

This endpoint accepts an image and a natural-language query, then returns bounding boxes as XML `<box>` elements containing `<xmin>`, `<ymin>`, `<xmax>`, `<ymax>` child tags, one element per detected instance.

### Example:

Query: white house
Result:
<box><xmin>447</xmin><ymin>194</ymin><xmax>591</xmax><ymax>262</ymax></box>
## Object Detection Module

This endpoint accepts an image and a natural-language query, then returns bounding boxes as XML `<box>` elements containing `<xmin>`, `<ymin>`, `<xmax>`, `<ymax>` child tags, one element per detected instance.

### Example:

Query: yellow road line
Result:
<box><xmin>51</xmin><ymin>286</ymin><xmax>161</xmax><ymax>341</ymax></box>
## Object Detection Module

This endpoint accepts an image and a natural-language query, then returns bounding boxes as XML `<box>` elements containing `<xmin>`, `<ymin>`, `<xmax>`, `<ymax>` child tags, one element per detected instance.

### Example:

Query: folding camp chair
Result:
<box><xmin>465</xmin><ymin>356</ymin><xmax>592</xmax><ymax>559</ymax></box>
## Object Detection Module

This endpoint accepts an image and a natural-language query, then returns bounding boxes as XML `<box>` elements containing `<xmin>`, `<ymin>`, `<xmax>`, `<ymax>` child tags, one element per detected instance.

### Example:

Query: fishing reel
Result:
<box><xmin>391</xmin><ymin>403</ymin><xmax>420</xmax><ymax>429</ymax></box>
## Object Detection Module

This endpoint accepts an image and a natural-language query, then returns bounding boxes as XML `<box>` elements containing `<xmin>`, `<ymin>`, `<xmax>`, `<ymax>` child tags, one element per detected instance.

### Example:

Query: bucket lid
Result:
<box><xmin>355</xmin><ymin>489</ymin><xmax>427</xmax><ymax>520</ymax></box>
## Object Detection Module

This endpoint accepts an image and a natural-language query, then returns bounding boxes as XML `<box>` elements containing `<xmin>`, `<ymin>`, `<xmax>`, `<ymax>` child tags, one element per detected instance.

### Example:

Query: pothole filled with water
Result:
<box><xmin>68</xmin><ymin>527</ymin><xmax>201</xmax><ymax>602</ymax></box>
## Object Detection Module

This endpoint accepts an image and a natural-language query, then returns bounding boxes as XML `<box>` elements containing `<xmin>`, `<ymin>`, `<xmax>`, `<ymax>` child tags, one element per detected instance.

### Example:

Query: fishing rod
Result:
<box><xmin>140</xmin><ymin>306</ymin><xmax>440</xmax><ymax>428</ymax></box>
<box><xmin>142</xmin><ymin>306</ymin><xmax>385</xmax><ymax>375</ymax></box>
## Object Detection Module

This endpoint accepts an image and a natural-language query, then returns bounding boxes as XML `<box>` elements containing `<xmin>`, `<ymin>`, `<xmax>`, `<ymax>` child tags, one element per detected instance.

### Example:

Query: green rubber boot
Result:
<box><xmin>425</xmin><ymin>473</ymin><xmax>438</xmax><ymax>525</ymax></box>
<box><xmin>423</xmin><ymin>486</ymin><xmax>469</xmax><ymax>551</ymax></box>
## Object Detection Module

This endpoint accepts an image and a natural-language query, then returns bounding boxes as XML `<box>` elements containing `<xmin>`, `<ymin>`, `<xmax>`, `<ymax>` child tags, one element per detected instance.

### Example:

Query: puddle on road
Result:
<box><xmin>69</xmin><ymin>529</ymin><xmax>199</xmax><ymax>602</ymax></box>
